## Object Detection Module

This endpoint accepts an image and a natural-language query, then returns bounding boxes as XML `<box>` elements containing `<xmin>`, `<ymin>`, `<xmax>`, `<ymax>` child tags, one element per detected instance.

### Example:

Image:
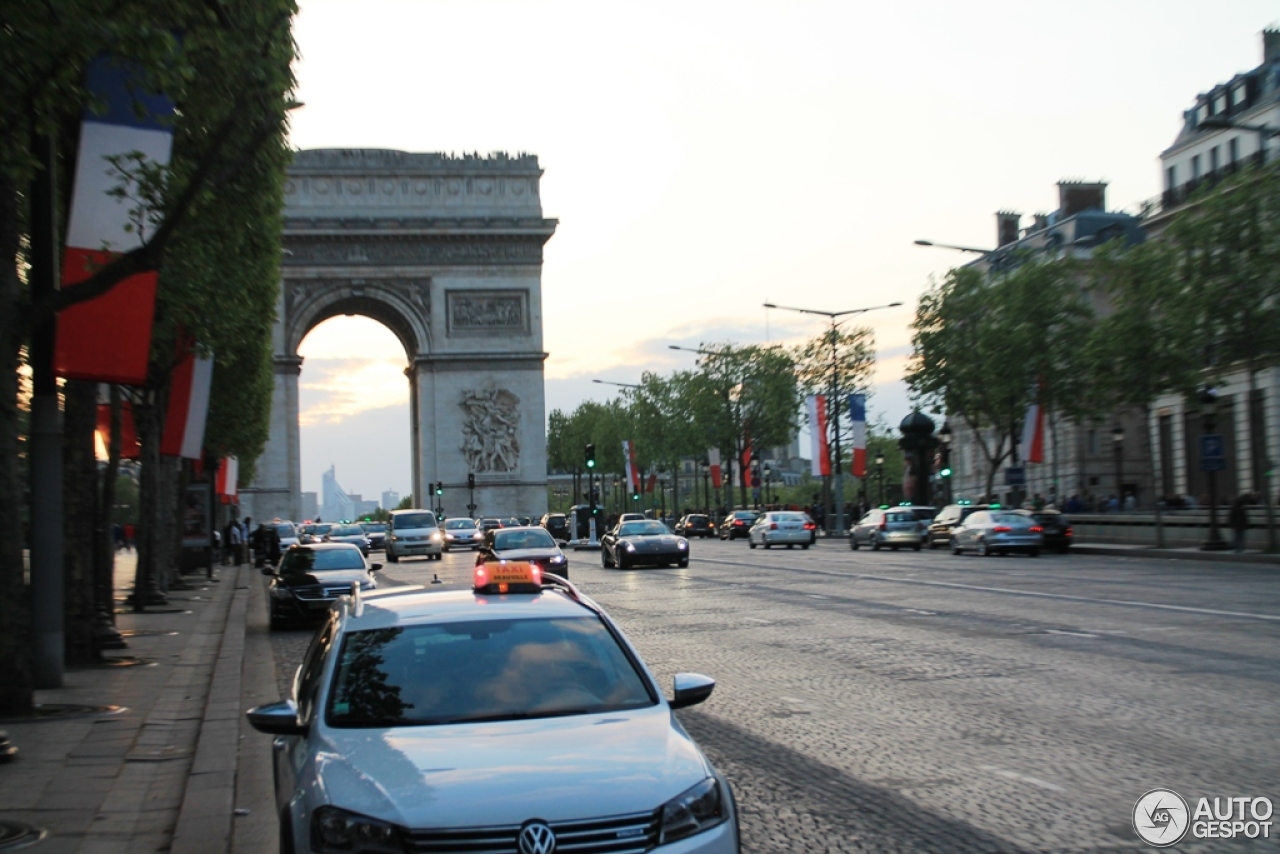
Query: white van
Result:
<box><xmin>386</xmin><ymin>509</ymin><xmax>444</xmax><ymax>562</ymax></box>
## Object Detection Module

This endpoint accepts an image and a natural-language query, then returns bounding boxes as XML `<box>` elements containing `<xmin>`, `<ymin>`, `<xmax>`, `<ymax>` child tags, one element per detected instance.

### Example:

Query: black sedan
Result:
<box><xmin>360</xmin><ymin>522</ymin><xmax>387</xmax><ymax>551</ymax></box>
<box><xmin>601</xmin><ymin>519</ymin><xmax>689</xmax><ymax>569</ymax></box>
<box><xmin>475</xmin><ymin>526</ymin><xmax>570</xmax><ymax>578</ymax></box>
<box><xmin>266</xmin><ymin>543</ymin><xmax>380</xmax><ymax>630</ymax></box>
<box><xmin>675</xmin><ymin>513</ymin><xmax>714</xmax><ymax>538</ymax></box>
<box><xmin>1013</xmin><ymin>509</ymin><xmax>1073</xmax><ymax>552</ymax></box>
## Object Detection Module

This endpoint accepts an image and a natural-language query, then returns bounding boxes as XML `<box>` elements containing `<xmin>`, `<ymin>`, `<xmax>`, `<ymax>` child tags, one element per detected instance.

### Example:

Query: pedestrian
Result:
<box><xmin>123</xmin><ymin>522</ymin><xmax>136</xmax><ymax>552</ymax></box>
<box><xmin>229</xmin><ymin>519</ymin><xmax>244</xmax><ymax>566</ymax></box>
<box><xmin>112</xmin><ymin>522</ymin><xmax>123</xmax><ymax>551</ymax></box>
<box><xmin>1228</xmin><ymin>495</ymin><xmax>1249</xmax><ymax>553</ymax></box>
<box><xmin>264</xmin><ymin>520</ymin><xmax>283</xmax><ymax>567</ymax></box>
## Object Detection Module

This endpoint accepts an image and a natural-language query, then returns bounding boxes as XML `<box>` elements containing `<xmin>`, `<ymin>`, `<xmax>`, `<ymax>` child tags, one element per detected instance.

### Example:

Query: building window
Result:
<box><xmin>1087</xmin><ymin>429</ymin><xmax>1098</xmax><ymax>456</ymax></box>
<box><xmin>1191</xmin><ymin>154</ymin><xmax>1202</xmax><ymax>180</ymax></box>
<box><xmin>1210</xmin><ymin>146</ymin><xmax>1220</xmax><ymax>172</ymax></box>
<box><xmin>1232</xmin><ymin>84</ymin><xmax>1247</xmax><ymax>108</ymax></box>
<box><xmin>1166</xmin><ymin>164</ymin><xmax>1177</xmax><ymax>189</ymax></box>
<box><xmin>1214</xmin><ymin>94</ymin><xmax>1227</xmax><ymax>114</ymax></box>
<box><xmin>1197</xmin><ymin>103</ymin><xmax>1209</xmax><ymax>124</ymax></box>
<box><xmin>1229</xmin><ymin>137</ymin><xmax>1240</xmax><ymax>163</ymax></box>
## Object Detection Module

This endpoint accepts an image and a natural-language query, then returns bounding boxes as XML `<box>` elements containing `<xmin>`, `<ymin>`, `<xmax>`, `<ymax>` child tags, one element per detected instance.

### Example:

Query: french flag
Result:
<box><xmin>848</xmin><ymin>393</ymin><xmax>867</xmax><ymax>477</ymax></box>
<box><xmin>708</xmin><ymin>448</ymin><xmax>723</xmax><ymax>489</ymax></box>
<box><xmin>160</xmin><ymin>345</ymin><xmax>213</xmax><ymax>459</ymax></box>
<box><xmin>1021</xmin><ymin>381</ymin><xmax>1045</xmax><ymax>464</ymax></box>
<box><xmin>55</xmin><ymin>57</ymin><xmax>175</xmax><ymax>386</ymax></box>
<box><xmin>623</xmin><ymin>439</ymin><xmax>640</xmax><ymax>492</ymax></box>
<box><xmin>806</xmin><ymin>395</ymin><xmax>830</xmax><ymax>476</ymax></box>
<box><xmin>216</xmin><ymin>457</ymin><xmax>239</xmax><ymax>504</ymax></box>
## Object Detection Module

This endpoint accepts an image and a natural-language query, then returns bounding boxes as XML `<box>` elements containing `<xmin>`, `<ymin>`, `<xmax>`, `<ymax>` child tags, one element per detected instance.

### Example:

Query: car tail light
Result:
<box><xmin>1029</xmin><ymin>525</ymin><xmax>1043</xmax><ymax>533</ymax></box>
<box><xmin>992</xmin><ymin>525</ymin><xmax>1012</xmax><ymax>533</ymax></box>
<box><xmin>770</xmin><ymin>522</ymin><xmax>778</xmax><ymax>530</ymax></box>
<box><xmin>1065</xmin><ymin>526</ymin><xmax>1073</xmax><ymax>537</ymax></box>
<box><xmin>804</xmin><ymin>522</ymin><xmax>815</xmax><ymax>530</ymax></box>
<box><xmin>879</xmin><ymin>517</ymin><xmax>887</xmax><ymax>530</ymax></box>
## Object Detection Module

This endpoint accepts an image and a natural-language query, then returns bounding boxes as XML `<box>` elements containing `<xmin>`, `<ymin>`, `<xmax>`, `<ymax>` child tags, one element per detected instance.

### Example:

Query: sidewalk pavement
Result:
<box><xmin>0</xmin><ymin>551</ymin><xmax>278</xmax><ymax>853</ymax></box>
<box><xmin>1070</xmin><ymin>541</ymin><xmax>1280</xmax><ymax>565</ymax></box>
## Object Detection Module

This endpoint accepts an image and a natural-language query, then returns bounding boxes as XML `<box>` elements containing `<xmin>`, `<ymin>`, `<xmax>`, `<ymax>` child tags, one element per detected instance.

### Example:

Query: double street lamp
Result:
<box><xmin>1112</xmin><ymin>424</ymin><xmax>1125</xmax><ymax>509</ymax></box>
<box><xmin>1200</xmin><ymin>387</ymin><xmax>1229</xmax><ymax>551</ymax></box>
<box><xmin>938</xmin><ymin>421</ymin><xmax>953</xmax><ymax>505</ymax></box>
<box><xmin>875</xmin><ymin>451</ymin><xmax>886</xmax><ymax>506</ymax></box>
<box><xmin>761</xmin><ymin>301</ymin><xmax>901</xmax><ymax>535</ymax></box>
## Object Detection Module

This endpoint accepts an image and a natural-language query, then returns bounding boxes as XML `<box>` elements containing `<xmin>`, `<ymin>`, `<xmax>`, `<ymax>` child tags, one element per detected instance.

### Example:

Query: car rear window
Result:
<box><xmin>886</xmin><ymin>512</ymin><xmax>916</xmax><ymax>523</ymax></box>
<box><xmin>494</xmin><ymin>529</ymin><xmax>556</xmax><ymax>550</ymax></box>
<box><xmin>281</xmin><ymin>547</ymin><xmax>365</xmax><ymax>573</ymax></box>
<box><xmin>775</xmin><ymin>513</ymin><xmax>806</xmax><ymax>523</ymax></box>
<box><xmin>326</xmin><ymin>617</ymin><xmax>656</xmax><ymax>727</ymax></box>
<box><xmin>332</xmin><ymin>525</ymin><xmax>364</xmax><ymax>536</ymax></box>
<box><xmin>393</xmin><ymin>513</ymin><xmax>437</xmax><ymax>529</ymax></box>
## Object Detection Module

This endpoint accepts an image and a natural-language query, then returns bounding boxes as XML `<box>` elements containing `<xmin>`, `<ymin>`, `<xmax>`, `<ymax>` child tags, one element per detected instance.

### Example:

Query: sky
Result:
<box><xmin>289</xmin><ymin>0</ymin><xmax>1280</xmax><ymax>501</ymax></box>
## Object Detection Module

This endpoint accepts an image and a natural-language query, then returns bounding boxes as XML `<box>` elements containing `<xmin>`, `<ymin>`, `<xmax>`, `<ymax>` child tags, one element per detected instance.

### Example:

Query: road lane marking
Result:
<box><xmin>978</xmin><ymin>765</ymin><xmax>1066</xmax><ymax>792</ymax></box>
<box><xmin>695</xmin><ymin>557</ymin><xmax>1280</xmax><ymax>622</ymax></box>
<box><xmin>1044</xmin><ymin>629</ymin><xmax>1097</xmax><ymax>638</ymax></box>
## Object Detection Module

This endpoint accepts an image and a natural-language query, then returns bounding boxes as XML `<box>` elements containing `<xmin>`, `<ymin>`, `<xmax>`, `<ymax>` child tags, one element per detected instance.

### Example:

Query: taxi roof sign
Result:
<box><xmin>474</xmin><ymin>560</ymin><xmax>542</xmax><ymax>594</ymax></box>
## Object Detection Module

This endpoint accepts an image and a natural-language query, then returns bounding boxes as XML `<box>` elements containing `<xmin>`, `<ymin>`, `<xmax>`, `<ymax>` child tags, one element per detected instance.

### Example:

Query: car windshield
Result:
<box><xmin>493</xmin><ymin>529</ymin><xmax>556</xmax><ymax>550</ymax></box>
<box><xmin>332</xmin><ymin>525</ymin><xmax>364</xmax><ymax>536</ymax></box>
<box><xmin>620</xmin><ymin>521</ymin><xmax>668</xmax><ymax>537</ymax></box>
<box><xmin>685</xmin><ymin>515</ymin><xmax>709</xmax><ymax>524</ymax></box>
<box><xmin>326</xmin><ymin>617</ymin><xmax>656</xmax><ymax>727</ymax></box>
<box><xmin>733</xmin><ymin>512</ymin><xmax>755</xmax><ymax>520</ymax></box>
<box><xmin>280</xmin><ymin>547</ymin><xmax>365</xmax><ymax>576</ymax></box>
<box><xmin>774</xmin><ymin>513</ymin><xmax>805</xmax><ymax>523</ymax></box>
<box><xmin>445</xmin><ymin>519</ymin><xmax>477</xmax><ymax>530</ymax></box>
<box><xmin>275</xmin><ymin>524</ymin><xmax>296</xmax><ymax>537</ymax></box>
<box><xmin>886</xmin><ymin>512</ymin><xmax>916</xmax><ymax>524</ymax></box>
<box><xmin>991</xmin><ymin>513</ymin><xmax>1028</xmax><ymax>526</ymax></box>
<box><xmin>312</xmin><ymin>524</ymin><xmax>334</xmax><ymax>536</ymax></box>
<box><xmin>393</xmin><ymin>513</ymin><xmax>437</xmax><ymax>529</ymax></box>
<box><xmin>362</xmin><ymin>524</ymin><xmax>386</xmax><ymax>533</ymax></box>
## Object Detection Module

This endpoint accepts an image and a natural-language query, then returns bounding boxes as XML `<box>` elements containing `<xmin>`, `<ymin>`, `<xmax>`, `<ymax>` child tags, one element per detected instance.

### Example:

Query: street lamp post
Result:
<box><xmin>938</xmin><ymin>421</ymin><xmax>953</xmax><ymax>506</ymax></box>
<box><xmin>700</xmin><ymin>463</ymin><xmax>710</xmax><ymax>515</ymax></box>
<box><xmin>1112</xmin><ymin>424</ymin><xmax>1125</xmax><ymax>509</ymax></box>
<box><xmin>1200</xmin><ymin>388</ymin><xmax>1229</xmax><ymax>551</ymax></box>
<box><xmin>761</xmin><ymin>301</ymin><xmax>901</xmax><ymax>536</ymax></box>
<box><xmin>875</xmin><ymin>451</ymin><xmax>886</xmax><ymax>506</ymax></box>
<box><xmin>913</xmin><ymin>239</ymin><xmax>994</xmax><ymax>254</ymax></box>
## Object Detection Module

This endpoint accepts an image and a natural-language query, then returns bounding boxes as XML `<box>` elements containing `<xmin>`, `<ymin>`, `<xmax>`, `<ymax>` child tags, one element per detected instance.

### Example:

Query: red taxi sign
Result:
<box><xmin>473</xmin><ymin>560</ymin><xmax>542</xmax><ymax>594</ymax></box>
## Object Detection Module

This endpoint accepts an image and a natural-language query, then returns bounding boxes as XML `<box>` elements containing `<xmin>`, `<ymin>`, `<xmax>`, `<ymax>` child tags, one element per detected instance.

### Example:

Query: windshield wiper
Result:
<box><xmin>447</xmin><ymin>708</ymin><xmax>590</xmax><ymax>724</ymax></box>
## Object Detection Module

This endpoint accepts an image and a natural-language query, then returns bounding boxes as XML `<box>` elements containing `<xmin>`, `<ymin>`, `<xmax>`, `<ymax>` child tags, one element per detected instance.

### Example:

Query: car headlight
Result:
<box><xmin>313</xmin><ymin>806</ymin><xmax>402</xmax><ymax>853</ymax></box>
<box><xmin>660</xmin><ymin>777</ymin><xmax>726</xmax><ymax>844</ymax></box>
<box><xmin>549</xmin><ymin>554</ymin><xmax>566</xmax><ymax>564</ymax></box>
<box><xmin>430</xmin><ymin>532</ymin><xmax>443</xmax><ymax>542</ymax></box>
<box><xmin>677</xmin><ymin>540</ymin><xmax>688</xmax><ymax>549</ymax></box>
<box><xmin>624</xmin><ymin>542</ymin><xmax>636</xmax><ymax>552</ymax></box>
<box><xmin>389</xmin><ymin>535</ymin><xmax>399</xmax><ymax>542</ymax></box>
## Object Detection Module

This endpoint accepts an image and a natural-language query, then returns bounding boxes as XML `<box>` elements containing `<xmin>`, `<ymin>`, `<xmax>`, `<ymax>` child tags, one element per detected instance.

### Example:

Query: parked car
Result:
<box><xmin>479</xmin><ymin>518</ymin><xmax>504</xmax><ymax>533</ymax></box>
<box><xmin>925</xmin><ymin>503</ymin><xmax>991</xmax><ymax>550</ymax></box>
<box><xmin>360</xmin><ymin>522</ymin><xmax>387</xmax><ymax>551</ymax></box>
<box><xmin>951</xmin><ymin>509</ymin><xmax>1044</xmax><ymax>556</ymax></box>
<box><xmin>602</xmin><ymin>519</ymin><xmax>690</xmax><ymax>569</ymax></box>
<box><xmin>718</xmin><ymin>510</ymin><xmax>758</xmax><ymax>540</ymax></box>
<box><xmin>540</xmin><ymin>512</ymin><xmax>570</xmax><ymax>542</ymax></box>
<box><xmin>266</xmin><ymin>542</ymin><xmax>380</xmax><ymax>630</ymax></box>
<box><xmin>748</xmin><ymin>511</ymin><xmax>812</xmax><ymax>549</ymax></box>
<box><xmin>246</xmin><ymin>564</ymin><xmax>738</xmax><ymax>854</ymax></box>
<box><xmin>477</xmin><ymin>525</ymin><xmax>569</xmax><ymax>578</ymax></box>
<box><xmin>325</xmin><ymin>523</ymin><xmax>371</xmax><ymax>556</ymax></box>
<box><xmin>442</xmin><ymin>517</ymin><xmax>484</xmax><ymax>551</ymax></box>
<box><xmin>675</xmin><ymin>514</ymin><xmax>714</xmax><ymax>538</ymax></box>
<box><xmin>850</xmin><ymin>508</ymin><xmax>927</xmax><ymax>551</ymax></box>
<box><xmin>1014</xmin><ymin>508</ymin><xmax>1073</xmax><ymax>552</ymax></box>
<box><xmin>386</xmin><ymin>509</ymin><xmax>444</xmax><ymax>563</ymax></box>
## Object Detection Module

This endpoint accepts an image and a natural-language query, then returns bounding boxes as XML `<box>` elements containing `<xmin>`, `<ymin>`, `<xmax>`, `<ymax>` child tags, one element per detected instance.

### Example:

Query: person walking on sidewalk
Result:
<box><xmin>1228</xmin><ymin>495</ymin><xmax>1249</xmax><ymax>553</ymax></box>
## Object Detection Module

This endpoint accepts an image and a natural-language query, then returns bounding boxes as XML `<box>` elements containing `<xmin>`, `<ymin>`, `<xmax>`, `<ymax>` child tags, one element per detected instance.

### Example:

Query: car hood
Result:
<box><xmin>620</xmin><ymin>534</ymin><xmax>682</xmax><ymax>550</ymax></box>
<box><xmin>492</xmin><ymin>547</ymin><xmax>562</xmax><ymax>561</ymax></box>
<box><xmin>277</xmin><ymin>568</ymin><xmax>369</xmax><ymax>588</ymax></box>
<box><xmin>312</xmin><ymin>706</ymin><xmax>709</xmax><ymax>827</ymax></box>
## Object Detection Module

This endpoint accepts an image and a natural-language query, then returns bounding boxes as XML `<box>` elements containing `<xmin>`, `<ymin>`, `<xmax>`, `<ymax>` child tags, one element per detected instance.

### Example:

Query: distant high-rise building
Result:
<box><xmin>357</xmin><ymin>500</ymin><xmax>380</xmax><ymax>518</ymax></box>
<box><xmin>300</xmin><ymin>492</ymin><xmax>318</xmax><ymax>521</ymax></box>
<box><xmin>321</xmin><ymin>466</ymin><xmax>355</xmax><ymax>522</ymax></box>
<box><xmin>381</xmin><ymin>490</ymin><xmax>400</xmax><ymax>510</ymax></box>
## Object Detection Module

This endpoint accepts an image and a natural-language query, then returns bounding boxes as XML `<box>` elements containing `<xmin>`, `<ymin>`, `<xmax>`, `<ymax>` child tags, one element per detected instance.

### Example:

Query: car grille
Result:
<box><xmin>292</xmin><ymin>585</ymin><xmax>350</xmax><ymax>601</ymax></box>
<box><xmin>404</xmin><ymin>810</ymin><xmax>659</xmax><ymax>853</ymax></box>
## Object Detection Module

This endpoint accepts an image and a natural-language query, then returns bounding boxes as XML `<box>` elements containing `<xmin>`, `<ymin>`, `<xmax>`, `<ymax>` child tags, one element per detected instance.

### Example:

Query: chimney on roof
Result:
<box><xmin>1032</xmin><ymin>213</ymin><xmax>1049</xmax><ymax>232</ymax></box>
<box><xmin>1057</xmin><ymin>181</ymin><xmax>1106</xmax><ymax>217</ymax></box>
<box><xmin>996</xmin><ymin>211</ymin><xmax>1021</xmax><ymax>247</ymax></box>
<box><xmin>1265</xmin><ymin>28</ymin><xmax>1280</xmax><ymax>63</ymax></box>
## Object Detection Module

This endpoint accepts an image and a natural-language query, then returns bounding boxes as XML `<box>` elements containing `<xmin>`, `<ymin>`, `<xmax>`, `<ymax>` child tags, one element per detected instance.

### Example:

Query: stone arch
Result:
<box><xmin>285</xmin><ymin>279</ymin><xmax>431</xmax><ymax>361</ymax></box>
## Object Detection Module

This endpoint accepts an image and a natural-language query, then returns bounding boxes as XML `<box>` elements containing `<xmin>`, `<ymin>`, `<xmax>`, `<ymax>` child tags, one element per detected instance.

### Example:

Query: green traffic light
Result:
<box><xmin>940</xmin><ymin>467</ymin><xmax>952</xmax><ymax>477</ymax></box>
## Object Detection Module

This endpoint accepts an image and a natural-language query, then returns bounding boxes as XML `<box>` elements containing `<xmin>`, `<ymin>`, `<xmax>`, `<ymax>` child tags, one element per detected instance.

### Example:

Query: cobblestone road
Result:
<box><xmin>269</xmin><ymin>541</ymin><xmax>1280</xmax><ymax>852</ymax></box>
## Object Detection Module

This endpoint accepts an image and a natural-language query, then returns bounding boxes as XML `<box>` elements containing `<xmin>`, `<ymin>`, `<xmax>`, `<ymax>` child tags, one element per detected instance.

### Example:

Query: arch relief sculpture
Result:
<box><xmin>460</xmin><ymin>388</ymin><xmax>521</xmax><ymax>473</ymax></box>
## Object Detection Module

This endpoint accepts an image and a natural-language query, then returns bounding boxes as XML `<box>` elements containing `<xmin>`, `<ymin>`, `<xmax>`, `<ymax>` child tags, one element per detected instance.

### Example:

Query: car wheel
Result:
<box><xmin>976</xmin><ymin>539</ymin><xmax>989</xmax><ymax>557</ymax></box>
<box><xmin>1029</xmin><ymin>548</ymin><xmax>1041</xmax><ymax>557</ymax></box>
<box><xmin>618</xmin><ymin>552</ymin><xmax>629</xmax><ymax>570</ymax></box>
<box><xmin>787</xmin><ymin>543</ymin><xmax>794</xmax><ymax>549</ymax></box>
<box><xmin>890</xmin><ymin>545</ymin><xmax>899</xmax><ymax>551</ymax></box>
<box><xmin>850</xmin><ymin>537</ymin><xmax>859</xmax><ymax>550</ymax></box>
<box><xmin>913</xmin><ymin>543</ymin><xmax>922</xmax><ymax>551</ymax></box>
<box><xmin>801</xmin><ymin>544</ymin><xmax>809</xmax><ymax>550</ymax></box>
<box><xmin>872</xmin><ymin>538</ymin><xmax>881</xmax><ymax>551</ymax></box>
<box><xmin>952</xmin><ymin>542</ymin><xmax>962</xmax><ymax>555</ymax></box>
<box><xmin>678</xmin><ymin>559</ymin><xmax>688</xmax><ymax>568</ymax></box>
<box><xmin>764</xmin><ymin>541</ymin><xmax>771</xmax><ymax>549</ymax></box>
<box><xmin>749</xmin><ymin>539</ymin><xmax>757</xmax><ymax>549</ymax></box>
<box><xmin>601</xmin><ymin>549</ymin><xmax>613</xmax><ymax>568</ymax></box>
<box><xmin>279</xmin><ymin>809</ymin><xmax>296</xmax><ymax>854</ymax></box>
<box><xmin>268</xmin><ymin>610</ymin><xmax>285</xmax><ymax>631</ymax></box>
<box><xmin>387</xmin><ymin>551</ymin><xmax>399</xmax><ymax>563</ymax></box>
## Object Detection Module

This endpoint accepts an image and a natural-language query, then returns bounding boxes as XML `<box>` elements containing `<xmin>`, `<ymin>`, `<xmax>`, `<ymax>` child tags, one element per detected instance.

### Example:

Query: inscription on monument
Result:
<box><xmin>447</xmin><ymin>290</ymin><xmax>528</xmax><ymax>336</ymax></box>
<box><xmin>460</xmin><ymin>388</ymin><xmax>521</xmax><ymax>473</ymax></box>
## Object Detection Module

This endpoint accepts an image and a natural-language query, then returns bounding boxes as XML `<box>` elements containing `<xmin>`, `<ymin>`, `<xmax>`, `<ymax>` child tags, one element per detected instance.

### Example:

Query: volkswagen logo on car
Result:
<box><xmin>517</xmin><ymin>821</ymin><xmax>556</xmax><ymax>854</ymax></box>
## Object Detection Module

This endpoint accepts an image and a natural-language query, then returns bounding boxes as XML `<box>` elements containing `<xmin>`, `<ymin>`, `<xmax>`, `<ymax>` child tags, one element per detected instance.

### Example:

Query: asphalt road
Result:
<box><xmin>270</xmin><ymin>539</ymin><xmax>1280</xmax><ymax>852</ymax></box>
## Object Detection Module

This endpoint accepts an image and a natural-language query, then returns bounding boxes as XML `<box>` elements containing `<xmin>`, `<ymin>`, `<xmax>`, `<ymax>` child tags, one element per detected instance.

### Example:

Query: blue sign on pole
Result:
<box><xmin>1200</xmin><ymin>434</ymin><xmax>1226</xmax><ymax>472</ymax></box>
<box><xmin>1005</xmin><ymin>466</ymin><xmax>1026</xmax><ymax>486</ymax></box>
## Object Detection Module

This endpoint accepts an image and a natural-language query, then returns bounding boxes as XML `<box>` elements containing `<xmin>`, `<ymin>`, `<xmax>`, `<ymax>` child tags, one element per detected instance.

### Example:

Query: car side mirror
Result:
<box><xmin>245</xmin><ymin>699</ymin><xmax>307</xmax><ymax>736</ymax></box>
<box><xmin>369</xmin><ymin>563</ymin><xmax>382</xmax><ymax>572</ymax></box>
<box><xmin>260</xmin><ymin>566</ymin><xmax>276</xmax><ymax>576</ymax></box>
<box><xmin>670</xmin><ymin>672</ymin><xmax>716</xmax><ymax>709</ymax></box>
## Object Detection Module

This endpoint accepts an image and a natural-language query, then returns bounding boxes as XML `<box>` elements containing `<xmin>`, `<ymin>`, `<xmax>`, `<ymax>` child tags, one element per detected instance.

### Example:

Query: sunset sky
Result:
<box><xmin>288</xmin><ymin>0</ymin><xmax>1278</xmax><ymax>501</ymax></box>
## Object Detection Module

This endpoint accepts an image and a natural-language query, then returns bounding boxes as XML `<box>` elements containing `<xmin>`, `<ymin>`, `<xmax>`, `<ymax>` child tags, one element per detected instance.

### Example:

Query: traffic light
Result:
<box><xmin>467</xmin><ymin>473</ymin><xmax>475</xmax><ymax>490</ymax></box>
<box><xmin>585</xmin><ymin>443</ymin><xmax>596</xmax><ymax>469</ymax></box>
<box><xmin>940</xmin><ymin>466</ymin><xmax>952</xmax><ymax>478</ymax></box>
<box><xmin>434</xmin><ymin>482</ymin><xmax>443</xmax><ymax>496</ymax></box>
<box><xmin>632</xmin><ymin>492</ymin><xmax>640</xmax><ymax>502</ymax></box>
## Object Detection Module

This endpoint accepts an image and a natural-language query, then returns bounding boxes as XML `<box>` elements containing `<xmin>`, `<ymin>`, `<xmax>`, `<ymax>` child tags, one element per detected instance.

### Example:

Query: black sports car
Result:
<box><xmin>601</xmin><ymin>520</ymin><xmax>689</xmax><ymax>569</ymax></box>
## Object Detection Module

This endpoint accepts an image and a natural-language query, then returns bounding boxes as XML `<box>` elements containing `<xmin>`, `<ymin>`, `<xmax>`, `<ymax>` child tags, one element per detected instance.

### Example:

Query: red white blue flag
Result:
<box><xmin>622</xmin><ymin>440</ymin><xmax>640</xmax><ymax>492</ymax></box>
<box><xmin>216</xmin><ymin>457</ymin><xmax>239</xmax><ymax>503</ymax></box>
<box><xmin>708</xmin><ymin>448</ymin><xmax>723</xmax><ymax>489</ymax></box>
<box><xmin>848</xmin><ymin>393</ymin><xmax>867</xmax><ymax>477</ymax></box>
<box><xmin>55</xmin><ymin>57</ymin><xmax>175</xmax><ymax>385</ymax></box>
<box><xmin>161</xmin><ymin>345</ymin><xmax>213</xmax><ymax>459</ymax></box>
<box><xmin>806</xmin><ymin>395</ymin><xmax>830</xmax><ymax>476</ymax></box>
<box><xmin>1020</xmin><ymin>381</ymin><xmax>1045</xmax><ymax>464</ymax></box>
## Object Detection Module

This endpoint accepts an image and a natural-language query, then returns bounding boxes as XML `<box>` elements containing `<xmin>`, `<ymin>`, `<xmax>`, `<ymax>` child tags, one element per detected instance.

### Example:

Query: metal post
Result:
<box><xmin>1200</xmin><ymin>392</ymin><xmax>1228</xmax><ymax>550</ymax></box>
<box><xmin>830</xmin><ymin>320</ymin><xmax>845</xmax><ymax>536</ymax></box>
<box><xmin>1113</xmin><ymin>425</ymin><xmax>1124</xmax><ymax>509</ymax></box>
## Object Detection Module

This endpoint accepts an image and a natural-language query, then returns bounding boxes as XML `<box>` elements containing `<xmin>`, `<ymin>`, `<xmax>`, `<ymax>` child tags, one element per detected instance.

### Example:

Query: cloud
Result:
<box><xmin>299</xmin><ymin>356</ymin><xmax>409</xmax><ymax>426</ymax></box>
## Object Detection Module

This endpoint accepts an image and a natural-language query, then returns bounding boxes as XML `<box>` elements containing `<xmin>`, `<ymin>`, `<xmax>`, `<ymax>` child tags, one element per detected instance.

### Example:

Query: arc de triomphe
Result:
<box><xmin>238</xmin><ymin>149</ymin><xmax>557</xmax><ymax>522</ymax></box>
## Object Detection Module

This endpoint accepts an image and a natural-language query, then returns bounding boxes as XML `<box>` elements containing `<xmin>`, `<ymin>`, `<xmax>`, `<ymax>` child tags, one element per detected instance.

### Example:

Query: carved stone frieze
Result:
<box><xmin>282</xmin><ymin>238</ymin><xmax>543</xmax><ymax>266</ymax></box>
<box><xmin>283</xmin><ymin>278</ymin><xmax>431</xmax><ymax>327</ymax></box>
<box><xmin>459</xmin><ymin>388</ymin><xmax>521</xmax><ymax>473</ymax></box>
<box><xmin>447</xmin><ymin>291</ymin><xmax>527</xmax><ymax>336</ymax></box>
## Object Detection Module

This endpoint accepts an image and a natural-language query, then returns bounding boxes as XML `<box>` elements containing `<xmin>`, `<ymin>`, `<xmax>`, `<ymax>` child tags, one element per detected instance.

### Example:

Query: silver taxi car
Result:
<box><xmin>247</xmin><ymin>563</ymin><xmax>740</xmax><ymax>854</ymax></box>
<box><xmin>849</xmin><ymin>508</ymin><xmax>928</xmax><ymax>551</ymax></box>
<box><xmin>747</xmin><ymin>511</ymin><xmax>812</xmax><ymax>549</ymax></box>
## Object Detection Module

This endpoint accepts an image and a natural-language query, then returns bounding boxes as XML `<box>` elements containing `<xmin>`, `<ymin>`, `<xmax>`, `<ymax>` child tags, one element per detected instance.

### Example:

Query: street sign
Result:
<box><xmin>1004</xmin><ymin>466</ymin><xmax>1025</xmax><ymax>486</ymax></box>
<box><xmin>1199</xmin><ymin>434</ymin><xmax>1226</xmax><ymax>471</ymax></box>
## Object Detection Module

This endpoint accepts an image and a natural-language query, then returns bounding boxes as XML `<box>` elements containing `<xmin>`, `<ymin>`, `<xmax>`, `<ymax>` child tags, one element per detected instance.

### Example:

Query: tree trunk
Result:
<box><xmin>0</xmin><ymin>175</ymin><xmax>34</xmax><ymax>714</ymax></box>
<box><xmin>95</xmin><ymin>386</ymin><xmax>124</xmax><ymax>649</ymax></box>
<box><xmin>63</xmin><ymin>380</ymin><xmax>100</xmax><ymax>665</ymax></box>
